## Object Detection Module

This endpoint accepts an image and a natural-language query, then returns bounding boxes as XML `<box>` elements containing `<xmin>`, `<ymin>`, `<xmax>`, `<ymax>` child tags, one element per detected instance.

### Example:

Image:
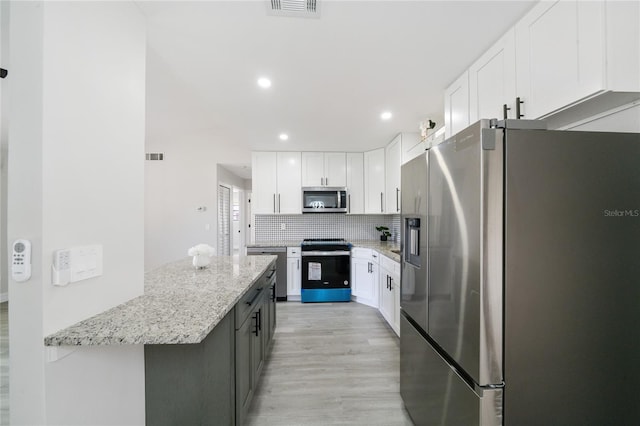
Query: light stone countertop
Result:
<box><xmin>44</xmin><ymin>255</ymin><xmax>277</xmax><ymax>346</ymax></box>
<box><xmin>248</xmin><ymin>240</ymin><xmax>401</xmax><ymax>263</ymax></box>
<box><xmin>349</xmin><ymin>240</ymin><xmax>401</xmax><ymax>263</ymax></box>
<box><xmin>248</xmin><ymin>240</ymin><xmax>302</xmax><ymax>248</ymax></box>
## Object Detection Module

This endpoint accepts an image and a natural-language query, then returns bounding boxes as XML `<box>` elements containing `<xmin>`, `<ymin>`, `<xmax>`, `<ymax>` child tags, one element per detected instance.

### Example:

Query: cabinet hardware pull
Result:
<box><xmin>396</xmin><ymin>188</ymin><xmax>400</xmax><ymax>212</ymax></box>
<box><xmin>380</xmin><ymin>192</ymin><xmax>384</xmax><ymax>213</ymax></box>
<box><xmin>503</xmin><ymin>104</ymin><xmax>511</xmax><ymax>120</ymax></box>
<box><xmin>253</xmin><ymin>311</ymin><xmax>260</xmax><ymax>336</ymax></box>
<box><xmin>516</xmin><ymin>97</ymin><xmax>524</xmax><ymax>119</ymax></box>
<box><xmin>273</xmin><ymin>194</ymin><xmax>276</xmax><ymax>213</ymax></box>
<box><xmin>278</xmin><ymin>194</ymin><xmax>281</xmax><ymax>213</ymax></box>
<box><xmin>348</xmin><ymin>194</ymin><xmax>351</xmax><ymax>213</ymax></box>
<box><xmin>246</xmin><ymin>288</ymin><xmax>263</xmax><ymax>306</ymax></box>
<box><xmin>325</xmin><ymin>177</ymin><xmax>328</xmax><ymax>185</ymax></box>
<box><xmin>297</xmin><ymin>259</ymin><xmax>300</xmax><ymax>269</ymax></box>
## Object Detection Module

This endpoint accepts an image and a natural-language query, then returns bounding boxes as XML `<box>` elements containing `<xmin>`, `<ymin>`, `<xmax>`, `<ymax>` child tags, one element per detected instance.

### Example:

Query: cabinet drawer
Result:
<box><xmin>351</xmin><ymin>247</ymin><xmax>370</xmax><ymax>259</ymax></box>
<box><xmin>380</xmin><ymin>254</ymin><xmax>400</xmax><ymax>276</ymax></box>
<box><xmin>287</xmin><ymin>247</ymin><xmax>301</xmax><ymax>257</ymax></box>
<box><xmin>352</xmin><ymin>247</ymin><xmax>379</xmax><ymax>263</ymax></box>
<box><xmin>235</xmin><ymin>278</ymin><xmax>267</xmax><ymax>328</ymax></box>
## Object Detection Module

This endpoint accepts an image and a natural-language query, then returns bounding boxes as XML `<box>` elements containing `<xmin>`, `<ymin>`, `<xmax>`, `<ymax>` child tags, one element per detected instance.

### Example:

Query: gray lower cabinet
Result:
<box><xmin>235</xmin><ymin>268</ymin><xmax>276</xmax><ymax>425</ymax></box>
<box><xmin>145</xmin><ymin>310</ymin><xmax>235</xmax><ymax>426</ymax></box>
<box><xmin>145</xmin><ymin>263</ymin><xmax>276</xmax><ymax>426</ymax></box>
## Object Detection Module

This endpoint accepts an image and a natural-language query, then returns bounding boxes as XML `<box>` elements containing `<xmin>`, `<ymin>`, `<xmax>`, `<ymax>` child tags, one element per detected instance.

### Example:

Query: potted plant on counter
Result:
<box><xmin>376</xmin><ymin>226</ymin><xmax>391</xmax><ymax>242</ymax></box>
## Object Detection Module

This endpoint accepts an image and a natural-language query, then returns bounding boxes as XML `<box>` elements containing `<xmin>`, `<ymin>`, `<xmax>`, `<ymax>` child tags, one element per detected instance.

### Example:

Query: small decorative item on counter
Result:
<box><xmin>376</xmin><ymin>226</ymin><xmax>391</xmax><ymax>242</ymax></box>
<box><xmin>187</xmin><ymin>243</ymin><xmax>216</xmax><ymax>269</ymax></box>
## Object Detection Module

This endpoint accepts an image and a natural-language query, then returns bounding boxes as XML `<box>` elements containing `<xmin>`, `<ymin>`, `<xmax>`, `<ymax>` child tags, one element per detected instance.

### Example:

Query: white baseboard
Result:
<box><xmin>0</xmin><ymin>292</ymin><xmax>7</xmax><ymax>303</ymax></box>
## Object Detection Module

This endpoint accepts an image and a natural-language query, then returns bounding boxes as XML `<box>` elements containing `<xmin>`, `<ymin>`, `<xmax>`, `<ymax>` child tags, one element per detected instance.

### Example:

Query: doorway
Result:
<box><xmin>217</xmin><ymin>184</ymin><xmax>231</xmax><ymax>256</ymax></box>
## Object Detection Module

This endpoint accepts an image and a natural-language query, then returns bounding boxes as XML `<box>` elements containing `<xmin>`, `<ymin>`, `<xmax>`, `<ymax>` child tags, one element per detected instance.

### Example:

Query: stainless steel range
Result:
<box><xmin>300</xmin><ymin>238</ymin><xmax>351</xmax><ymax>303</ymax></box>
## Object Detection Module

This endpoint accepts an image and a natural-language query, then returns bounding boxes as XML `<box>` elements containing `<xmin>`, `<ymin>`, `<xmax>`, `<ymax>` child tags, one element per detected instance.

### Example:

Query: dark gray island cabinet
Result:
<box><xmin>145</xmin><ymin>262</ymin><xmax>277</xmax><ymax>426</ymax></box>
<box><xmin>44</xmin><ymin>255</ymin><xmax>278</xmax><ymax>426</ymax></box>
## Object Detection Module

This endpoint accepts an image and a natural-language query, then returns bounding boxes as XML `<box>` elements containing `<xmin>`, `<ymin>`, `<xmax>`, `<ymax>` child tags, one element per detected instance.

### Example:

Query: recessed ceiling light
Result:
<box><xmin>257</xmin><ymin>77</ymin><xmax>272</xmax><ymax>89</ymax></box>
<box><xmin>279</xmin><ymin>133</ymin><xmax>289</xmax><ymax>141</ymax></box>
<box><xmin>381</xmin><ymin>111</ymin><xmax>392</xmax><ymax>120</ymax></box>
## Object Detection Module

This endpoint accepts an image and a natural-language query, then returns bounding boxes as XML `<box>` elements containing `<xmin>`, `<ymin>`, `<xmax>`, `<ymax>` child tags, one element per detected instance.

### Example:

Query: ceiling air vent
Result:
<box><xmin>267</xmin><ymin>0</ymin><xmax>320</xmax><ymax>18</ymax></box>
<box><xmin>145</xmin><ymin>152</ymin><xmax>164</xmax><ymax>161</ymax></box>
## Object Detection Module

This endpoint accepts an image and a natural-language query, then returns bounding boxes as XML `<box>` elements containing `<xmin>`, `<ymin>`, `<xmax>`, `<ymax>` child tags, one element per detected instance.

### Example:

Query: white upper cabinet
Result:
<box><xmin>444</xmin><ymin>70</ymin><xmax>470</xmax><ymax>138</ymax></box>
<box><xmin>363</xmin><ymin>148</ymin><xmax>385</xmax><ymax>214</ymax></box>
<box><xmin>385</xmin><ymin>135</ymin><xmax>402</xmax><ymax>214</ymax></box>
<box><xmin>251</xmin><ymin>152</ymin><xmax>278</xmax><ymax>214</ymax></box>
<box><xmin>301</xmin><ymin>152</ymin><xmax>346</xmax><ymax>187</ymax></box>
<box><xmin>301</xmin><ymin>152</ymin><xmax>325</xmax><ymax>187</ymax></box>
<box><xmin>515</xmin><ymin>0</ymin><xmax>640</xmax><ymax>121</ymax></box>
<box><xmin>399</xmin><ymin>132</ymin><xmax>424</xmax><ymax>165</ymax></box>
<box><xmin>515</xmin><ymin>0</ymin><xmax>605</xmax><ymax>119</ymax></box>
<box><xmin>346</xmin><ymin>153</ymin><xmax>364</xmax><ymax>214</ymax></box>
<box><xmin>277</xmin><ymin>152</ymin><xmax>302</xmax><ymax>213</ymax></box>
<box><xmin>251</xmin><ymin>151</ymin><xmax>301</xmax><ymax>214</ymax></box>
<box><xmin>447</xmin><ymin>0</ymin><xmax>639</xmax><ymax>132</ymax></box>
<box><xmin>469</xmin><ymin>28</ymin><xmax>517</xmax><ymax>122</ymax></box>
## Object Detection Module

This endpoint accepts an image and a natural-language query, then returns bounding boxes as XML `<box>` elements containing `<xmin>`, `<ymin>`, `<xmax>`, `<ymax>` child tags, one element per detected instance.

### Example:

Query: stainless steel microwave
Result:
<box><xmin>302</xmin><ymin>187</ymin><xmax>347</xmax><ymax>213</ymax></box>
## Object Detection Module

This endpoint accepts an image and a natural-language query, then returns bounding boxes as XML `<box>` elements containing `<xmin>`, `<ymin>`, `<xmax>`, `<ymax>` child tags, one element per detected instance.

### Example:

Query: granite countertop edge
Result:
<box><xmin>248</xmin><ymin>240</ymin><xmax>400</xmax><ymax>262</ymax></box>
<box><xmin>44</xmin><ymin>255</ymin><xmax>277</xmax><ymax>347</ymax></box>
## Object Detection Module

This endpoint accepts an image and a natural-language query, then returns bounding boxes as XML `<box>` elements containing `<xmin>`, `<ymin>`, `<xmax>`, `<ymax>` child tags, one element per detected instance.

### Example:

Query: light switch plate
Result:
<box><xmin>52</xmin><ymin>245</ymin><xmax>103</xmax><ymax>286</ymax></box>
<box><xmin>69</xmin><ymin>245</ymin><xmax>103</xmax><ymax>283</ymax></box>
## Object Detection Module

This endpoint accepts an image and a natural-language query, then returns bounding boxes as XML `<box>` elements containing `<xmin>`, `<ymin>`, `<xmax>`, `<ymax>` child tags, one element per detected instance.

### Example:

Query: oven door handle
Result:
<box><xmin>301</xmin><ymin>251</ymin><xmax>351</xmax><ymax>257</ymax></box>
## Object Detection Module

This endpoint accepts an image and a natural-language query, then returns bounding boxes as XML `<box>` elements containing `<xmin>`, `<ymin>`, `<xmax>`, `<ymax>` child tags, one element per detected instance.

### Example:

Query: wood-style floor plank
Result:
<box><xmin>1</xmin><ymin>302</ymin><xmax>8</xmax><ymax>426</ymax></box>
<box><xmin>246</xmin><ymin>302</ymin><xmax>413</xmax><ymax>426</ymax></box>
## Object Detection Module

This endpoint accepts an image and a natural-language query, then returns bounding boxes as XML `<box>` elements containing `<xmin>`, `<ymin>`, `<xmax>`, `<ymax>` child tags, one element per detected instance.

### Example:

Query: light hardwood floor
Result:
<box><xmin>246</xmin><ymin>301</ymin><xmax>413</xmax><ymax>426</ymax></box>
<box><xmin>1</xmin><ymin>302</ymin><xmax>8</xmax><ymax>425</ymax></box>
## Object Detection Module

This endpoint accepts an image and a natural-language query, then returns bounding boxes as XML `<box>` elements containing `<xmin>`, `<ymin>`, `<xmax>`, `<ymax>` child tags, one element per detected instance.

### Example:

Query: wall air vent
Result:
<box><xmin>145</xmin><ymin>152</ymin><xmax>164</xmax><ymax>161</ymax></box>
<box><xmin>267</xmin><ymin>0</ymin><xmax>320</xmax><ymax>18</ymax></box>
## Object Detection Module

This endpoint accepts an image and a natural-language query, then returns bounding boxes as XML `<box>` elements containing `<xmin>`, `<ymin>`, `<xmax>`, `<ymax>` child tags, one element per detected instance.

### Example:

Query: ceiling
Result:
<box><xmin>139</xmin><ymin>0</ymin><xmax>536</xmax><ymax>177</ymax></box>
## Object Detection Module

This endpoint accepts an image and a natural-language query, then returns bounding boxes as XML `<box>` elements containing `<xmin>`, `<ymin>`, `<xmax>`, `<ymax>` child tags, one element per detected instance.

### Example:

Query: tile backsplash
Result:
<box><xmin>255</xmin><ymin>214</ymin><xmax>400</xmax><ymax>242</ymax></box>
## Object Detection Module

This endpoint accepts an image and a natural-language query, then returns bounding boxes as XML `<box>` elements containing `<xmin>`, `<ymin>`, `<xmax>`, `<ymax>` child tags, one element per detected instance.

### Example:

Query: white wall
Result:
<box><xmin>9</xmin><ymin>2</ymin><xmax>146</xmax><ymax>425</ymax></box>
<box><xmin>144</xmin><ymin>49</ymin><xmax>252</xmax><ymax>270</ymax></box>
<box><xmin>144</xmin><ymin>139</ymin><xmax>219</xmax><ymax>270</ymax></box>
<box><xmin>0</xmin><ymin>0</ymin><xmax>9</xmax><ymax>302</ymax></box>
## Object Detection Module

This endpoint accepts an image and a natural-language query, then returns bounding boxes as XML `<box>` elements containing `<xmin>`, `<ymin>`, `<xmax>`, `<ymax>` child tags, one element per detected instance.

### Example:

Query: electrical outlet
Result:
<box><xmin>280</xmin><ymin>223</ymin><xmax>286</xmax><ymax>230</ymax></box>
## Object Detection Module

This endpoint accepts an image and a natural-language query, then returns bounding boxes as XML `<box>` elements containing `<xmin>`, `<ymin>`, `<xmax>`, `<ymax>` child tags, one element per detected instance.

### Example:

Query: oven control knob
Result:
<box><xmin>344</xmin><ymin>280</ymin><xmax>349</xmax><ymax>285</ymax></box>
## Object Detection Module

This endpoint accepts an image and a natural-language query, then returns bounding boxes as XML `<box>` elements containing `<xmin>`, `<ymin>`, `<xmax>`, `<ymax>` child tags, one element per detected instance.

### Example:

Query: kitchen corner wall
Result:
<box><xmin>255</xmin><ymin>214</ymin><xmax>400</xmax><ymax>243</ymax></box>
<box><xmin>8</xmin><ymin>2</ymin><xmax>145</xmax><ymax>424</ymax></box>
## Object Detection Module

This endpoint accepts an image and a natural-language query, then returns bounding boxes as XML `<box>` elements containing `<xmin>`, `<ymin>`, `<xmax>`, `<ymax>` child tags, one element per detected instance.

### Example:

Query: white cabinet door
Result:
<box><xmin>301</xmin><ymin>152</ymin><xmax>325</xmax><ymax>187</ymax></box>
<box><xmin>346</xmin><ymin>153</ymin><xmax>364</xmax><ymax>214</ymax></box>
<box><xmin>324</xmin><ymin>152</ymin><xmax>346</xmax><ymax>187</ymax></box>
<box><xmin>605</xmin><ymin>1</ymin><xmax>640</xmax><ymax>92</ymax></box>
<box><xmin>251</xmin><ymin>152</ymin><xmax>277</xmax><ymax>214</ymax></box>
<box><xmin>286</xmin><ymin>256</ymin><xmax>301</xmax><ymax>297</ymax></box>
<box><xmin>364</xmin><ymin>148</ymin><xmax>385</xmax><ymax>214</ymax></box>
<box><xmin>515</xmin><ymin>0</ymin><xmax>605</xmax><ymax>119</ymax></box>
<box><xmin>379</xmin><ymin>255</ymin><xmax>400</xmax><ymax>336</ymax></box>
<box><xmin>276</xmin><ymin>152</ymin><xmax>301</xmax><ymax>214</ymax></box>
<box><xmin>379</xmin><ymin>266</ymin><xmax>394</xmax><ymax>329</ymax></box>
<box><xmin>444</xmin><ymin>70</ymin><xmax>470</xmax><ymax>138</ymax></box>
<box><xmin>385</xmin><ymin>135</ymin><xmax>402</xmax><ymax>214</ymax></box>
<box><xmin>469</xmin><ymin>28</ymin><xmax>517</xmax><ymax>122</ymax></box>
<box><xmin>351</xmin><ymin>249</ymin><xmax>379</xmax><ymax>308</ymax></box>
<box><xmin>301</xmin><ymin>152</ymin><xmax>346</xmax><ymax>187</ymax></box>
<box><xmin>399</xmin><ymin>133</ymin><xmax>423</xmax><ymax>165</ymax></box>
<box><xmin>351</xmin><ymin>257</ymin><xmax>370</xmax><ymax>299</ymax></box>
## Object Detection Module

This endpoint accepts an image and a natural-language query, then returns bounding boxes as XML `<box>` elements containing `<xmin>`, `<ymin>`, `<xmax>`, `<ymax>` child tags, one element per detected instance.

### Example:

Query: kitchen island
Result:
<box><xmin>45</xmin><ymin>255</ymin><xmax>277</xmax><ymax>426</ymax></box>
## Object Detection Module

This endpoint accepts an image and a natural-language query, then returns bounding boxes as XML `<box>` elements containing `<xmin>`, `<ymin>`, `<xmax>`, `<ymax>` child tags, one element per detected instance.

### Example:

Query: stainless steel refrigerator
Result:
<box><xmin>400</xmin><ymin>119</ymin><xmax>640</xmax><ymax>425</ymax></box>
